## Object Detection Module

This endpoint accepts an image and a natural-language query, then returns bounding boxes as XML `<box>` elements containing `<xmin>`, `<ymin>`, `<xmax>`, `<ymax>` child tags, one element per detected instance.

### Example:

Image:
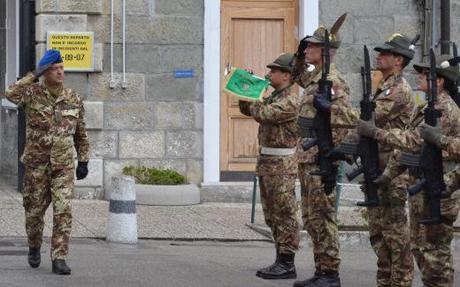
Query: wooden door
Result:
<box><xmin>220</xmin><ymin>0</ymin><xmax>298</xmax><ymax>179</ymax></box>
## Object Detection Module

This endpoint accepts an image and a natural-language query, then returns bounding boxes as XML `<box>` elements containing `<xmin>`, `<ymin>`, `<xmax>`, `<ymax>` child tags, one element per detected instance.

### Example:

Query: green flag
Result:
<box><xmin>224</xmin><ymin>68</ymin><xmax>270</xmax><ymax>101</ymax></box>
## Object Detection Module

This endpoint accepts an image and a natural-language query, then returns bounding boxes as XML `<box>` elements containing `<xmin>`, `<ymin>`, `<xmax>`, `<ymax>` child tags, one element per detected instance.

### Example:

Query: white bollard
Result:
<box><xmin>106</xmin><ymin>176</ymin><xmax>138</xmax><ymax>244</ymax></box>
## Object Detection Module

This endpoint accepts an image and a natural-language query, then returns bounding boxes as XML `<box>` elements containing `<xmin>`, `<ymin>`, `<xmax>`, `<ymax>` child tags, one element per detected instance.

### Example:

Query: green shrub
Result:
<box><xmin>122</xmin><ymin>166</ymin><xmax>186</xmax><ymax>185</ymax></box>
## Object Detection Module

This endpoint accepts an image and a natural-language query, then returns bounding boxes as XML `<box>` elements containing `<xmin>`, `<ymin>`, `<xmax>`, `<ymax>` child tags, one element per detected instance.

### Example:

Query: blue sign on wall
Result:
<box><xmin>174</xmin><ymin>69</ymin><xmax>195</xmax><ymax>78</ymax></box>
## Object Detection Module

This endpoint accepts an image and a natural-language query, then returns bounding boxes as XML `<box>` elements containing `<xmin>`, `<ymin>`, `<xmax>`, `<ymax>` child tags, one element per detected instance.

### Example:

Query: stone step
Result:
<box><xmin>200</xmin><ymin>181</ymin><xmax>364</xmax><ymax>207</ymax></box>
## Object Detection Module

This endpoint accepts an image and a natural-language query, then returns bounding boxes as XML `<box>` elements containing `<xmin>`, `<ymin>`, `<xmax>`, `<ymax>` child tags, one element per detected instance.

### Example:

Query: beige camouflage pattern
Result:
<box><xmin>239</xmin><ymin>84</ymin><xmax>300</xmax><ymax>176</ymax></box>
<box><xmin>375</xmin><ymin>90</ymin><xmax>460</xmax><ymax>157</ymax></box>
<box><xmin>5</xmin><ymin>73</ymin><xmax>90</xmax><ymax>261</ymax></box>
<box><xmin>441</xmin><ymin>136</ymin><xmax>460</xmax><ymax>160</ymax></box>
<box><xmin>378</xmin><ymin>89</ymin><xmax>460</xmax><ymax>286</ymax></box>
<box><xmin>239</xmin><ymin>84</ymin><xmax>300</xmax><ymax>253</ymax></box>
<box><xmin>23</xmin><ymin>164</ymin><xmax>74</xmax><ymax>260</ymax></box>
<box><xmin>5</xmin><ymin>73</ymin><xmax>90</xmax><ymax>166</ymax></box>
<box><xmin>298</xmin><ymin>163</ymin><xmax>340</xmax><ymax>273</ymax></box>
<box><xmin>421</xmin><ymin>188</ymin><xmax>460</xmax><ymax>287</ymax></box>
<box><xmin>373</xmin><ymin>73</ymin><xmax>414</xmax><ymax>136</ymax></box>
<box><xmin>292</xmin><ymin>63</ymin><xmax>353</xmax><ymax>274</ymax></box>
<box><xmin>294</xmin><ymin>64</ymin><xmax>355</xmax><ymax>164</ymax></box>
<box><xmin>259</xmin><ymin>174</ymin><xmax>300</xmax><ymax>254</ymax></box>
<box><xmin>336</xmin><ymin>72</ymin><xmax>415</xmax><ymax>286</ymax></box>
<box><xmin>368</xmin><ymin>172</ymin><xmax>413</xmax><ymax>287</ymax></box>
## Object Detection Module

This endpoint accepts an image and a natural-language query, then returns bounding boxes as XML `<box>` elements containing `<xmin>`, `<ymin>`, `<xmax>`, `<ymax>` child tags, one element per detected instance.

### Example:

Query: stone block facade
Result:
<box><xmin>0</xmin><ymin>0</ymin><xmax>6</xmax><ymax>182</ymax></box>
<box><xmin>1</xmin><ymin>0</ymin><xmax>205</xmax><ymax>198</ymax></box>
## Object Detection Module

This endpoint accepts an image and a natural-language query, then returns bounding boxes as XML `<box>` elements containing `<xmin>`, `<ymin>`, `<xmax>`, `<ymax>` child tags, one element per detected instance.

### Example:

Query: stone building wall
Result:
<box><xmin>0</xmin><ymin>0</ymin><xmax>5</xmax><ymax>173</ymax></box>
<box><xmin>319</xmin><ymin>0</ymin><xmax>425</xmax><ymax>104</ymax></box>
<box><xmin>33</xmin><ymin>0</ymin><xmax>204</xmax><ymax>199</ymax></box>
<box><xmin>319</xmin><ymin>0</ymin><xmax>460</xmax><ymax>103</ymax></box>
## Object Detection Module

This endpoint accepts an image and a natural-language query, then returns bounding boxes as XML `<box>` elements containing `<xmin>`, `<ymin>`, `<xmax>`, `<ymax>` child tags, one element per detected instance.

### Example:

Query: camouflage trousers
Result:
<box><xmin>259</xmin><ymin>174</ymin><xmax>300</xmax><ymax>254</ymax></box>
<box><xmin>298</xmin><ymin>163</ymin><xmax>340</xmax><ymax>273</ymax></box>
<box><xmin>23</xmin><ymin>163</ymin><xmax>74</xmax><ymax>260</ymax></box>
<box><xmin>410</xmin><ymin>187</ymin><xmax>460</xmax><ymax>287</ymax></box>
<box><xmin>368</xmin><ymin>172</ymin><xmax>413</xmax><ymax>287</ymax></box>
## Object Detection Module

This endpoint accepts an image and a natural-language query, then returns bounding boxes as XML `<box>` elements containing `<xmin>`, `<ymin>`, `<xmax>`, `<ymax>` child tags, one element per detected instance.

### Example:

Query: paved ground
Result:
<box><xmin>2</xmin><ymin>237</ymin><xmax>459</xmax><ymax>287</ymax></box>
<box><xmin>1</xmin><ymin>181</ymin><xmax>460</xmax><ymax>286</ymax></box>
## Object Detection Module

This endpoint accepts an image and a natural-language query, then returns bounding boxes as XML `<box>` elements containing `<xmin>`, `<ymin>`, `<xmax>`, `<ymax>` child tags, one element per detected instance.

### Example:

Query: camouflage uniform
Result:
<box><xmin>443</xmin><ymin>138</ymin><xmax>460</xmax><ymax>193</ymax></box>
<box><xmin>375</xmin><ymin>89</ymin><xmax>460</xmax><ymax>287</ymax></box>
<box><xmin>368</xmin><ymin>72</ymin><xmax>415</xmax><ymax>287</ymax></box>
<box><xmin>440</xmin><ymin>136</ymin><xmax>460</xmax><ymax>157</ymax></box>
<box><xmin>294</xmin><ymin>64</ymin><xmax>352</xmax><ymax>275</ymax></box>
<box><xmin>239</xmin><ymin>84</ymin><xmax>300</xmax><ymax>255</ymax></box>
<box><xmin>5</xmin><ymin>73</ymin><xmax>89</xmax><ymax>260</ymax></box>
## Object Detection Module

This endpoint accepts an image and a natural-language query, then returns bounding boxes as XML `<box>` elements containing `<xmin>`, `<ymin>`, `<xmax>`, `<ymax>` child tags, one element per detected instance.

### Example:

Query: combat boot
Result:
<box><xmin>256</xmin><ymin>253</ymin><xmax>296</xmax><ymax>279</ymax></box>
<box><xmin>292</xmin><ymin>270</ymin><xmax>321</xmax><ymax>286</ymax></box>
<box><xmin>52</xmin><ymin>259</ymin><xmax>71</xmax><ymax>275</ymax></box>
<box><xmin>309</xmin><ymin>272</ymin><xmax>340</xmax><ymax>287</ymax></box>
<box><xmin>27</xmin><ymin>247</ymin><xmax>41</xmax><ymax>268</ymax></box>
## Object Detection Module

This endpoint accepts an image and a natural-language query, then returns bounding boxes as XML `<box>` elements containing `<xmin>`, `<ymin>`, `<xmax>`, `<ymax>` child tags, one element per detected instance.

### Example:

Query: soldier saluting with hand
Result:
<box><xmin>5</xmin><ymin>49</ymin><xmax>90</xmax><ymax>275</ymax></box>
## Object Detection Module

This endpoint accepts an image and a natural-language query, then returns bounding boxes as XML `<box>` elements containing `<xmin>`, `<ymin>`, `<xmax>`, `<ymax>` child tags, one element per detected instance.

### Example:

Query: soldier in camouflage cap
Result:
<box><xmin>352</xmin><ymin>33</ymin><xmax>419</xmax><ymax>287</ymax></box>
<box><xmin>292</xmin><ymin>14</ymin><xmax>354</xmax><ymax>287</ymax></box>
<box><xmin>305</xmin><ymin>25</ymin><xmax>342</xmax><ymax>49</ymax></box>
<box><xmin>5</xmin><ymin>49</ymin><xmax>90</xmax><ymax>275</ymax></box>
<box><xmin>374</xmin><ymin>33</ymin><xmax>417</xmax><ymax>60</ymax></box>
<box><xmin>358</xmin><ymin>52</ymin><xmax>460</xmax><ymax>287</ymax></box>
<box><xmin>239</xmin><ymin>53</ymin><xmax>301</xmax><ymax>280</ymax></box>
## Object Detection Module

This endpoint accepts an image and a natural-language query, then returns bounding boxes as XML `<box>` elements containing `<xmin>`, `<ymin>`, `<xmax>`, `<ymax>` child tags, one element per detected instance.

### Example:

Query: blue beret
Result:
<box><xmin>38</xmin><ymin>49</ymin><xmax>63</xmax><ymax>70</ymax></box>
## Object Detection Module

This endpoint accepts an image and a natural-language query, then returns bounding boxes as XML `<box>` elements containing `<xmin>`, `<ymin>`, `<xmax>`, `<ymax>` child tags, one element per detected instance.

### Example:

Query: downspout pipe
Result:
<box><xmin>121</xmin><ymin>0</ymin><xmax>127</xmax><ymax>88</ymax></box>
<box><xmin>440</xmin><ymin>0</ymin><xmax>450</xmax><ymax>54</ymax></box>
<box><xmin>109</xmin><ymin>0</ymin><xmax>115</xmax><ymax>88</ymax></box>
<box><xmin>18</xmin><ymin>0</ymin><xmax>36</xmax><ymax>192</ymax></box>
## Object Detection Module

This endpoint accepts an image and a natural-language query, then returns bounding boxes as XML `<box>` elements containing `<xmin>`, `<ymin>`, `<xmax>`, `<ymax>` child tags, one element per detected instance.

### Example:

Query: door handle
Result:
<box><xmin>224</xmin><ymin>62</ymin><xmax>231</xmax><ymax>76</ymax></box>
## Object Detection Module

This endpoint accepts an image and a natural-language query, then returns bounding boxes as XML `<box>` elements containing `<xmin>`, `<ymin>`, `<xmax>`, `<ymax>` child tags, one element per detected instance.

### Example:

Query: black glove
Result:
<box><xmin>313</xmin><ymin>92</ymin><xmax>332</xmax><ymax>112</ymax></box>
<box><xmin>373</xmin><ymin>174</ymin><xmax>391</xmax><ymax>193</ymax></box>
<box><xmin>296</xmin><ymin>36</ymin><xmax>311</xmax><ymax>58</ymax></box>
<box><xmin>33</xmin><ymin>63</ymin><xmax>53</xmax><ymax>78</ymax></box>
<box><xmin>76</xmin><ymin>162</ymin><xmax>89</xmax><ymax>180</ymax></box>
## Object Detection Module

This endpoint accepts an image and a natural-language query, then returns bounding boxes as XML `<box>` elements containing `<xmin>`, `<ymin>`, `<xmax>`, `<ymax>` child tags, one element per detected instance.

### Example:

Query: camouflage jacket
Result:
<box><xmin>5</xmin><ymin>73</ymin><xmax>90</xmax><ymax>169</ymax></box>
<box><xmin>441</xmin><ymin>136</ymin><xmax>460</xmax><ymax>159</ymax></box>
<box><xmin>375</xmin><ymin>90</ymin><xmax>460</xmax><ymax>157</ymax></box>
<box><xmin>239</xmin><ymin>84</ymin><xmax>300</xmax><ymax>176</ymax></box>
<box><xmin>293</xmin><ymin>63</ymin><xmax>353</xmax><ymax>164</ymax></box>
<box><xmin>379</xmin><ymin>90</ymin><xmax>460</xmax><ymax>180</ymax></box>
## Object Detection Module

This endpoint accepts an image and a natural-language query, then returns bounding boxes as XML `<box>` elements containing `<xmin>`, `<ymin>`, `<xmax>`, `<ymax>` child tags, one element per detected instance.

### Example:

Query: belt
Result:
<box><xmin>260</xmin><ymin>147</ymin><xmax>296</xmax><ymax>156</ymax></box>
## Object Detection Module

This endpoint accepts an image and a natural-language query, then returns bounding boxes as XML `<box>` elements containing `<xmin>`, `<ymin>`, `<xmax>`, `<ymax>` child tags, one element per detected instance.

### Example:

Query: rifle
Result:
<box><xmin>406</xmin><ymin>49</ymin><xmax>447</xmax><ymax>224</ymax></box>
<box><xmin>352</xmin><ymin>46</ymin><xmax>381</xmax><ymax>207</ymax></box>
<box><xmin>325</xmin><ymin>47</ymin><xmax>381</xmax><ymax>206</ymax></box>
<box><xmin>301</xmin><ymin>29</ymin><xmax>337</xmax><ymax>195</ymax></box>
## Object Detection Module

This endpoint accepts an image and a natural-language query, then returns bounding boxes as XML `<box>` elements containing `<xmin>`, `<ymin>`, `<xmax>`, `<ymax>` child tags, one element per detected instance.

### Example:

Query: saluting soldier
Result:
<box><xmin>292</xmin><ymin>14</ymin><xmax>353</xmax><ymax>287</ymax></box>
<box><xmin>239</xmin><ymin>53</ymin><xmax>301</xmax><ymax>280</ymax></box>
<box><xmin>358</xmin><ymin>53</ymin><xmax>460</xmax><ymax>287</ymax></box>
<box><xmin>5</xmin><ymin>49</ymin><xmax>90</xmax><ymax>275</ymax></box>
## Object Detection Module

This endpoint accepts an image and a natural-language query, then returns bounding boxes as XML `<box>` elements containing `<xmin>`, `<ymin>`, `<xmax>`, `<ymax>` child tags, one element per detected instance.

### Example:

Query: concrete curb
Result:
<box><xmin>200</xmin><ymin>181</ymin><xmax>363</xmax><ymax>206</ymax></box>
<box><xmin>247</xmin><ymin>224</ymin><xmax>460</xmax><ymax>250</ymax></box>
